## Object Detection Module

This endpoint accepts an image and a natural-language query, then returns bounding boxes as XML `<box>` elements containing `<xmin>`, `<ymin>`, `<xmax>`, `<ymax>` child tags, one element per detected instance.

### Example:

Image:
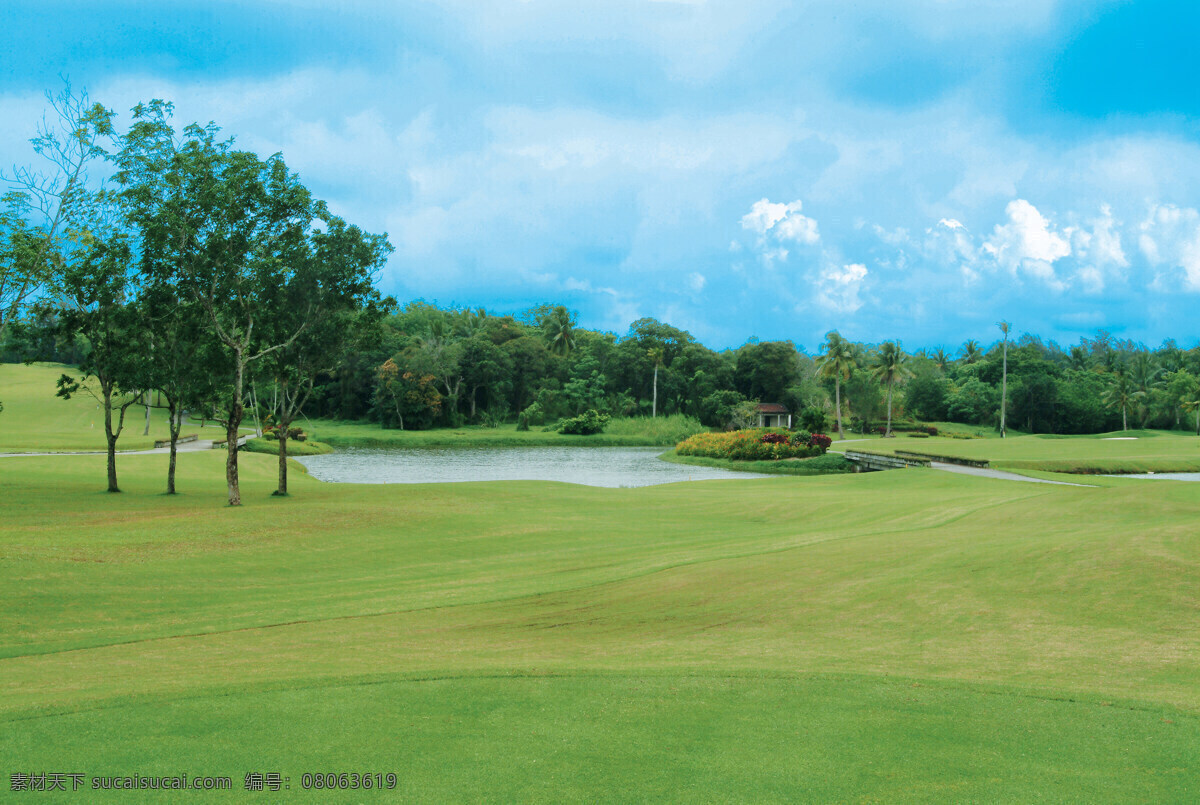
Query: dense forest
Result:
<box><xmin>8</xmin><ymin>301</ymin><xmax>1198</xmax><ymax>437</ymax></box>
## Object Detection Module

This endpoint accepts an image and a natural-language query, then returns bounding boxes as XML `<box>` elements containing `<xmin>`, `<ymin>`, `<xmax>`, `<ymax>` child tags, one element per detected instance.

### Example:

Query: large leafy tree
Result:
<box><xmin>115</xmin><ymin>101</ymin><xmax>324</xmax><ymax>506</ymax></box>
<box><xmin>817</xmin><ymin>331</ymin><xmax>856</xmax><ymax>439</ymax></box>
<box><xmin>258</xmin><ymin>211</ymin><xmax>393</xmax><ymax>495</ymax></box>
<box><xmin>54</xmin><ymin>231</ymin><xmax>147</xmax><ymax>492</ymax></box>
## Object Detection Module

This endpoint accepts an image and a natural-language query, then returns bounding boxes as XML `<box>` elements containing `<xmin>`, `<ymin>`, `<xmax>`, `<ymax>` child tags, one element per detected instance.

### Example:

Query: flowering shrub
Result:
<box><xmin>677</xmin><ymin>428</ymin><xmax>828</xmax><ymax>461</ymax></box>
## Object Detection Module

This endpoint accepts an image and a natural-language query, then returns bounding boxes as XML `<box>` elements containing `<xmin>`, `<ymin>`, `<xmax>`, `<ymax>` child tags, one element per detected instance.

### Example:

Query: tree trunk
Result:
<box><xmin>1122</xmin><ymin>406</ymin><xmax>1127</xmax><ymax>431</ymax></box>
<box><xmin>143</xmin><ymin>390</ymin><xmax>151</xmax><ymax>436</ymax></box>
<box><xmin>652</xmin><ymin>364</ymin><xmax>658</xmax><ymax>418</ymax></box>
<box><xmin>167</xmin><ymin>401</ymin><xmax>181</xmax><ymax>495</ymax></box>
<box><xmin>1000</xmin><ymin>339</ymin><xmax>1008</xmax><ymax>437</ymax></box>
<box><xmin>885</xmin><ymin>381</ymin><xmax>894</xmax><ymax>437</ymax></box>
<box><xmin>103</xmin><ymin>384</ymin><xmax>120</xmax><ymax>493</ymax></box>
<box><xmin>275</xmin><ymin>429</ymin><xmax>288</xmax><ymax>496</ymax></box>
<box><xmin>470</xmin><ymin>386</ymin><xmax>477</xmax><ymax>419</ymax></box>
<box><xmin>834</xmin><ymin>378</ymin><xmax>844</xmax><ymax>440</ymax></box>
<box><xmin>226</xmin><ymin>354</ymin><xmax>245</xmax><ymax>506</ymax></box>
<box><xmin>1195</xmin><ymin>409</ymin><xmax>1199</xmax><ymax>436</ymax></box>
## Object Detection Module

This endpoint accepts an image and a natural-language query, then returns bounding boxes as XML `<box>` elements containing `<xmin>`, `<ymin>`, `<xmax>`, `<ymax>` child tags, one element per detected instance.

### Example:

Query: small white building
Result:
<box><xmin>756</xmin><ymin>403</ymin><xmax>791</xmax><ymax>428</ymax></box>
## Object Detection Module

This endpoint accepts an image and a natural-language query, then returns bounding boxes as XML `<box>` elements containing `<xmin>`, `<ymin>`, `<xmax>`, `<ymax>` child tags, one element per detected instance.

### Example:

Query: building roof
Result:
<box><xmin>756</xmin><ymin>403</ymin><xmax>789</xmax><ymax>414</ymax></box>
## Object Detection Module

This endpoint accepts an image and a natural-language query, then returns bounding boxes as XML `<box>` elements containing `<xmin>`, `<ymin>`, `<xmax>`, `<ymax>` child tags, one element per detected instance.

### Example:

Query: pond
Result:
<box><xmin>1108</xmin><ymin>473</ymin><xmax>1200</xmax><ymax>481</ymax></box>
<box><xmin>295</xmin><ymin>446</ymin><xmax>774</xmax><ymax>488</ymax></box>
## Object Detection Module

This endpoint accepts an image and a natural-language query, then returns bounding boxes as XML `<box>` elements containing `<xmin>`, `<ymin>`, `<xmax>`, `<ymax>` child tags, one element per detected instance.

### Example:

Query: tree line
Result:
<box><xmin>196</xmin><ymin>296</ymin><xmax>1198</xmax><ymax>442</ymax></box>
<box><xmin>6</xmin><ymin>89</ymin><xmax>1200</xmax><ymax>504</ymax></box>
<box><xmin>1</xmin><ymin>87</ymin><xmax>391</xmax><ymax>504</ymax></box>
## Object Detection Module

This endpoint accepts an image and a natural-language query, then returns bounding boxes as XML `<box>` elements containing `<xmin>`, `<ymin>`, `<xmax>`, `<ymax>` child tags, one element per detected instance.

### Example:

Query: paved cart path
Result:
<box><xmin>929</xmin><ymin>461</ymin><xmax>1095</xmax><ymax>486</ymax></box>
<box><xmin>0</xmin><ymin>434</ymin><xmax>251</xmax><ymax>458</ymax></box>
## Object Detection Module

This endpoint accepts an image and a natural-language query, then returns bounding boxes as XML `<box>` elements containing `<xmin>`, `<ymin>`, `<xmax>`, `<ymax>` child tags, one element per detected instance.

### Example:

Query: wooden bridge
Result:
<box><xmin>841</xmin><ymin>448</ymin><xmax>991</xmax><ymax>472</ymax></box>
<box><xmin>842</xmin><ymin>450</ymin><xmax>930</xmax><ymax>471</ymax></box>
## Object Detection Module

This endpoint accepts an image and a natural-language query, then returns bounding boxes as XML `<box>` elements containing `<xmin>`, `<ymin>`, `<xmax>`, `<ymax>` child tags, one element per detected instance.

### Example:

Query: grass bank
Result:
<box><xmin>239</xmin><ymin>437</ymin><xmax>334</xmax><ymax>457</ymax></box>
<box><xmin>309</xmin><ymin>413</ymin><xmax>706</xmax><ymax>448</ymax></box>
<box><xmin>661</xmin><ymin>448</ymin><xmax>856</xmax><ymax>476</ymax></box>
<box><xmin>836</xmin><ymin>430</ymin><xmax>1200</xmax><ymax>474</ymax></box>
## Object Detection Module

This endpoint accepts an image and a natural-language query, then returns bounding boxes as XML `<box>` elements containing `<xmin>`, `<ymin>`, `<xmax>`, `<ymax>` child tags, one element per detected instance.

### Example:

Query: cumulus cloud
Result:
<box><xmin>740</xmin><ymin>198</ymin><xmax>820</xmax><ymax>245</ymax></box>
<box><xmin>1139</xmin><ymin>204</ymin><xmax>1200</xmax><ymax>291</ymax></box>
<box><xmin>938</xmin><ymin>218</ymin><xmax>964</xmax><ymax>230</ymax></box>
<box><xmin>817</xmin><ymin>263</ymin><xmax>868</xmax><ymax>313</ymax></box>
<box><xmin>982</xmin><ymin>199</ymin><xmax>1071</xmax><ymax>288</ymax></box>
<box><xmin>687</xmin><ymin>272</ymin><xmax>707</xmax><ymax>292</ymax></box>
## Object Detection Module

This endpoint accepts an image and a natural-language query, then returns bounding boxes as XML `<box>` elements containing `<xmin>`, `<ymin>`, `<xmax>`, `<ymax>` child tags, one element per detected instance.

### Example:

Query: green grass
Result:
<box><xmin>836</xmin><ymin>429</ymin><xmax>1200</xmax><ymax>474</ymax></box>
<box><xmin>661</xmin><ymin>448</ymin><xmax>856</xmax><ymax>476</ymax></box>
<box><xmin>239</xmin><ymin>437</ymin><xmax>334</xmax><ymax>456</ymax></box>
<box><xmin>310</xmin><ymin>414</ymin><xmax>706</xmax><ymax>448</ymax></box>
<box><xmin>2</xmin><ymin>363</ymin><xmax>1199</xmax><ymax>801</ymax></box>
<box><xmin>0</xmin><ymin>362</ymin><xmax>248</xmax><ymax>453</ymax></box>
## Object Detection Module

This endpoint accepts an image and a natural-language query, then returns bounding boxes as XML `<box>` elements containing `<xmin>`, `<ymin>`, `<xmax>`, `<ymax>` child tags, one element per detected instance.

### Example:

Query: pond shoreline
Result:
<box><xmin>295</xmin><ymin>445</ymin><xmax>779</xmax><ymax>488</ymax></box>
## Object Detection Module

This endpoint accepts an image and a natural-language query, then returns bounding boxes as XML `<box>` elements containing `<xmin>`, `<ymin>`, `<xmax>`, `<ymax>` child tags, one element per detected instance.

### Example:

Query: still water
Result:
<box><xmin>1108</xmin><ymin>473</ymin><xmax>1200</xmax><ymax>481</ymax></box>
<box><xmin>295</xmin><ymin>446</ymin><xmax>773</xmax><ymax>488</ymax></box>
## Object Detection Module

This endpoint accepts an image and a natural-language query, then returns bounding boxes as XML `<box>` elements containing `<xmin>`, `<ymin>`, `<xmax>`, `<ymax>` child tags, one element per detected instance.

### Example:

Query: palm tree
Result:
<box><xmin>1103</xmin><ymin>371</ymin><xmax>1143</xmax><ymax>431</ymax></box>
<box><xmin>817</xmin><ymin>331</ymin><xmax>856</xmax><ymax>440</ymax></box>
<box><xmin>960</xmin><ymin>339</ymin><xmax>982</xmax><ymax>364</ymax></box>
<box><xmin>931</xmin><ymin>348</ymin><xmax>951</xmax><ymax>372</ymax></box>
<box><xmin>542</xmin><ymin>305</ymin><xmax>576</xmax><ymax>358</ymax></box>
<box><xmin>998</xmin><ymin>322</ymin><xmax>1011</xmax><ymax>437</ymax></box>
<box><xmin>648</xmin><ymin>346</ymin><xmax>664</xmax><ymax>418</ymax></box>
<box><xmin>870</xmin><ymin>341</ymin><xmax>912</xmax><ymax>437</ymax></box>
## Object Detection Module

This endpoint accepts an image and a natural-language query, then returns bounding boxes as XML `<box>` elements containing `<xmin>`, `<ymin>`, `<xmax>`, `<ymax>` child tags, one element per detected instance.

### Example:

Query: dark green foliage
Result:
<box><xmin>557</xmin><ymin>408</ymin><xmax>610</xmax><ymax>435</ymax></box>
<box><xmin>946</xmin><ymin>377</ymin><xmax>998</xmax><ymax>425</ymax></box>
<box><xmin>904</xmin><ymin>372</ymin><xmax>950</xmax><ymax>421</ymax></box>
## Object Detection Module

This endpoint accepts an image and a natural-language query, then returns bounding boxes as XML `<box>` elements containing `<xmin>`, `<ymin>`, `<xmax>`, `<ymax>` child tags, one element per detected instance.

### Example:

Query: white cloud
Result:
<box><xmin>1139</xmin><ymin>204</ymin><xmax>1200</xmax><ymax>291</ymax></box>
<box><xmin>817</xmin><ymin>263</ymin><xmax>868</xmax><ymax>313</ymax></box>
<box><xmin>687</xmin><ymin>272</ymin><xmax>707</xmax><ymax>292</ymax></box>
<box><xmin>938</xmin><ymin>218</ymin><xmax>964</xmax><ymax>231</ymax></box>
<box><xmin>740</xmin><ymin>197</ymin><xmax>820</xmax><ymax>262</ymax></box>
<box><xmin>983</xmin><ymin>199</ymin><xmax>1071</xmax><ymax>287</ymax></box>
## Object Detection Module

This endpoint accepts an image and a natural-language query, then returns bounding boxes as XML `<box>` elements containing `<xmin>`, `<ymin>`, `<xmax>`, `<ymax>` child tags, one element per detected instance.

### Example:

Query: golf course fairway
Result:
<box><xmin>1</xmin><ymin>368</ymin><xmax>1197</xmax><ymax>800</ymax></box>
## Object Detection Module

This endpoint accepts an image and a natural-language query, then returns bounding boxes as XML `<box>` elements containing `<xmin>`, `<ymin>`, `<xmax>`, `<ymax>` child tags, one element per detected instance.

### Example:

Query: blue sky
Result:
<box><xmin>5</xmin><ymin>0</ymin><xmax>1200</xmax><ymax>351</ymax></box>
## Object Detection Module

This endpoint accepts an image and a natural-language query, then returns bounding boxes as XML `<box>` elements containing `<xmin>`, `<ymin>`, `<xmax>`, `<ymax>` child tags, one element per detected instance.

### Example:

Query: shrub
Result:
<box><xmin>557</xmin><ymin>409</ymin><xmax>611</xmax><ymax>435</ymax></box>
<box><xmin>677</xmin><ymin>428</ymin><xmax>828</xmax><ymax>461</ymax></box>
<box><xmin>798</xmin><ymin>406</ymin><xmax>827</xmax><ymax>432</ymax></box>
<box><xmin>262</xmin><ymin>425</ymin><xmax>306</xmax><ymax>442</ymax></box>
<box><xmin>808</xmin><ymin>433</ymin><xmax>832</xmax><ymax>451</ymax></box>
<box><xmin>789</xmin><ymin>429</ymin><xmax>812</xmax><ymax>447</ymax></box>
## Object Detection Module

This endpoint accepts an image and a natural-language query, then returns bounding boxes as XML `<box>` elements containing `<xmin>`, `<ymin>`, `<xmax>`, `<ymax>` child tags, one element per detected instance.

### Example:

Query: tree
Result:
<box><xmin>817</xmin><ymin>331</ymin><xmax>856</xmax><ymax>439</ymax></box>
<box><xmin>648</xmin><ymin>345</ymin><xmax>664</xmax><ymax>417</ymax></box>
<box><xmin>960</xmin><ymin>339</ymin><xmax>982</xmax><ymax>364</ymax></box>
<box><xmin>870</xmin><ymin>341</ymin><xmax>912</xmax><ymax>437</ymax></box>
<box><xmin>1103</xmin><ymin>371</ymin><xmax>1142</xmax><ymax>432</ymax></box>
<box><xmin>53</xmin><ymin>231</ymin><xmax>147</xmax><ymax>492</ymax></box>
<box><xmin>2</xmin><ymin>85</ymin><xmax>114</xmax><ymax>340</ymax></box>
<box><xmin>115</xmin><ymin>102</ymin><xmax>321</xmax><ymax>506</ymax></box>
<box><xmin>931</xmin><ymin>347</ymin><xmax>951</xmax><ymax>372</ymax></box>
<box><xmin>376</xmin><ymin>359</ymin><xmax>441</xmax><ymax>430</ymax></box>
<box><xmin>138</xmin><ymin>282</ymin><xmax>224</xmax><ymax>494</ymax></box>
<box><xmin>541</xmin><ymin>305</ymin><xmax>576</xmax><ymax>358</ymax></box>
<box><xmin>259</xmin><ymin>213</ymin><xmax>393</xmax><ymax>495</ymax></box>
<box><xmin>998</xmin><ymin>321</ymin><xmax>1011</xmax><ymax>437</ymax></box>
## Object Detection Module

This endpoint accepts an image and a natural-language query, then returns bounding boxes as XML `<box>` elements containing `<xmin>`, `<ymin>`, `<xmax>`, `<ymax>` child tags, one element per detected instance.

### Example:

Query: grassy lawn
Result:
<box><xmin>2</xmin><ymin>363</ymin><xmax>1199</xmax><ymax>801</ymax></box>
<box><xmin>835</xmin><ymin>429</ymin><xmax>1200</xmax><ymax>473</ymax></box>
<box><xmin>0</xmin><ymin>362</ymin><xmax>246</xmax><ymax>453</ymax></box>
